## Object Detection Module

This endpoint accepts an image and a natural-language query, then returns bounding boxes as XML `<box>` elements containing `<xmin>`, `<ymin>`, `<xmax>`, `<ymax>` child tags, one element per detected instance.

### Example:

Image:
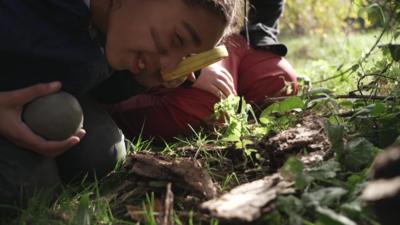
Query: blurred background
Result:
<box><xmin>280</xmin><ymin>0</ymin><xmax>396</xmax><ymax>93</ymax></box>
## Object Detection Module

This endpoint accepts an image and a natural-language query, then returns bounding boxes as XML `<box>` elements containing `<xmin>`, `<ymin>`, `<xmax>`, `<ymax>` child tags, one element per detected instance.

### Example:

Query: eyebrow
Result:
<box><xmin>150</xmin><ymin>27</ymin><xmax>168</xmax><ymax>55</ymax></box>
<box><xmin>182</xmin><ymin>21</ymin><xmax>202</xmax><ymax>46</ymax></box>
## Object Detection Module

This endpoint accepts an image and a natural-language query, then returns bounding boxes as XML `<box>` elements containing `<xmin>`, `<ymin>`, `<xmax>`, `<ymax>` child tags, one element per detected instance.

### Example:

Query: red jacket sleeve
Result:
<box><xmin>106</xmin><ymin>87</ymin><xmax>219</xmax><ymax>140</ymax></box>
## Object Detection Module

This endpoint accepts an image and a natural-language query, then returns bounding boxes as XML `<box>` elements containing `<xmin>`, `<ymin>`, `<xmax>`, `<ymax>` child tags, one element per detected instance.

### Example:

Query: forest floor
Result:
<box><xmin>5</xmin><ymin>31</ymin><xmax>390</xmax><ymax>225</ymax></box>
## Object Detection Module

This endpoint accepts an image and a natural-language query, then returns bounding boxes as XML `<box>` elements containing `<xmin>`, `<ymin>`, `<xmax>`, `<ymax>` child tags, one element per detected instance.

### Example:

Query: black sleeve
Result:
<box><xmin>249</xmin><ymin>0</ymin><xmax>284</xmax><ymax>31</ymax></box>
<box><xmin>89</xmin><ymin>71</ymin><xmax>147</xmax><ymax>104</ymax></box>
<box><xmin>243</xmin><ymin>0</ymin><xmax>287</xmax><ymax>56</ymax></box>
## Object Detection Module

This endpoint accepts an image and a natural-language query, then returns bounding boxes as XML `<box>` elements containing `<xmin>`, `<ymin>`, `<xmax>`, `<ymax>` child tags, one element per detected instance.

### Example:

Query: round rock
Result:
<box><xmin>22</xmin><ymin>91</ymin><xmax>84</xmax><ymax>141</ymax></box>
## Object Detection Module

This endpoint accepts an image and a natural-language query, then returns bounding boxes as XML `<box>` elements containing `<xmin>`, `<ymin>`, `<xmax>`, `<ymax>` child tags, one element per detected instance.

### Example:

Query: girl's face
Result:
<box><xmin>105</xmin><ymin>0</ymin><xmax>226</xmax><ymax>75</ymax></box>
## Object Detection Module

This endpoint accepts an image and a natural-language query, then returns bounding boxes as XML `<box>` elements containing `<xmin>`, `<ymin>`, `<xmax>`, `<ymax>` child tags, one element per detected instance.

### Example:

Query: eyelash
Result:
<box><xmin>175</xmin><ymin>33</ymin><xmax>184</xmax><ymax>47</ymax></box>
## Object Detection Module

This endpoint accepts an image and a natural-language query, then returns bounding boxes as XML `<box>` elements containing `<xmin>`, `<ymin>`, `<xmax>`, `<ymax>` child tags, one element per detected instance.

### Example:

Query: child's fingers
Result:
<box><xmin>12</xmin><ymin>123</ymin><xmax>81</xmax><ymax>158</ymax></box>
<box><xmin>12</xmin><ymin>82</ymin><xmax>62</xmax><ymax>105</ymax></box>
<box><xmin>219</xmin><ymin>67</ymin><xmax>234</xmax><ymax>83</ymax></box>
<box><xmin>215</xmin><ymin>79</ymin><xmax>235</xmax><ymax>97</ymax></box>
<box><xmin>203</xmin><ymin>85</ymin><xmax>220</xmax><ymax>98</ymax></box>
<box><xmin>187</xmin><ymin>72</ymin><xmax>197</xmax><ymax>82</ymax></box>
<box><xmin>74</xmin><ymin>128</ymin><xmax>86</xmax><ymax>140</ymax></box>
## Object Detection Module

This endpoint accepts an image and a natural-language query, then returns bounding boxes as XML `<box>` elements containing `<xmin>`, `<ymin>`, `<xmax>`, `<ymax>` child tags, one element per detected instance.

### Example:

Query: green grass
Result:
<box><xmin>282</xmin><ymin>30</ymin><xmax>389</xmax><ymax>93</ymax></box>
<box><xmin>6</xmin><ymin>30</ymin><xmax>390</xmax><ymax>225</ymax></box>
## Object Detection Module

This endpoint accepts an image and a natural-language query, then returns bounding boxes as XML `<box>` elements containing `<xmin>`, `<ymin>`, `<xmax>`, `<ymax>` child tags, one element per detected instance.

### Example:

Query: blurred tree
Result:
<box><xmin>280</xmin><ymin>0</ymin><xmax>390</xmax><ymax>35</ymax></box>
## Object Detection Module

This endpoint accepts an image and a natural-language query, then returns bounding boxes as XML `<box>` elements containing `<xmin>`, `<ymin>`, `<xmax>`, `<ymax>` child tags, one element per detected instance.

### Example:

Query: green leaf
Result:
<box><xmin>308</xmin><ymin>160</ymin><xmax>341</xmax><ymax>180</ymax></box>
<box><xmin>341</xmin><ymin>200</ymin><xmax>362</xmax><ymax>218</ymax></box>
<box><xmin>280</xmin><ymin>157</ymin><xmax>312</xmax><ymax>189</ymax></box>
<box><xmin>214</xmin><ymin>96</ymin><xmax>251</xmax><ymax>141</ymax></box>
<box><xmin>262</xmin><ymin>210</ymin><xmax>283</xmax><ymax>224</ymax></box>
<box><xmin>352</xmin><ymin>103</ymin><xmax>386</xmax><ymax>118</ymax></box>
<box><xmin>338</xmin><ymin>100</ymin><xmax>354</xmax><ymax>109</ymax></box>
<box><xmin>388</xmin><ymin>44</ymin><xmax>400</xmax><ymax>62</ymax></box>
<box><xmin>276</xmin><ymin>196</ymin><xmax>304</xmax><ymax>225</ymax></box>
<box><xmin>72</xmin><ymin>194</ymin><xmax>91</xmax><ymax>225</ymax></box>
<box><xmin>295</xmin><ymin>173</ymin><xmax>314</xmax><ymax>190</ymax></box>
<box><xmin>343</xmin><ymin>137</ymin><xmax>379</xmax><ymax>172</ymax></box>
<box><xmin>369</xmin><ymin>102</ymin><xmax>386</xmax><ymax>116</ymax></box>
<box><xmin>223</xmin><ymin>120</ymin><xmax>241</xmax><ymax>142</ymax></box>
<box><xmin>260</xmin><ymin>96</ymin><xmax>304</xmax><ymax>118</ymax></box>
<box><xmin>278</xmin><ymin>96</ymin><xmax>305</xmax><ymax>112</ymax></box>
<box><xmin>365</xmin><ymin>3</ymin><xmax>386</xmax><ymax>26</ymax></box>
<box><xmin>324</xmin><ymin>123</ymin><xmax>345</xmax><ymax>162</ymax></box>
<box><xmin>259</xmin><ymin>116</ymin><xmax>272</xmax><ymax>125</ymax></box>
<box><xmin>346</xmin><ymin>170</ymin><xmax>369</xmax><ymax>190</ymax></box>
<box><xmin>305</xmin><ymin>88</ymin><xmax>333</xmax><ymax>98</ymax></box>
<box><xmin>350</xmin><ymin>64</ymin><xmax>360</xmax><ymax>72</ymax></box>
<box><xmin>276</xmin><ymin>196</ymin><xmax>304</xmax><ymax>214</ymax></box>
<box><xmin>302</xmin><ymin>187</ymin><xmax>347</xmax><ymax>208</ymax></box>
<box><xmin>316</xmin><ymin>207</ymin><xmax>357</xmax><ymax>225</ymax></box>
<box><xmin>280</xmin><ymin>157</ymin><xmax>304</xmax><ymax>180</ymax></box>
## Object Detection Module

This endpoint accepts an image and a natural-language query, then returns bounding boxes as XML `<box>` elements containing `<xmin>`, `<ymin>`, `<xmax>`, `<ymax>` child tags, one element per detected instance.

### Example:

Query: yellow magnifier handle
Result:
<box><xmin>161</xmin><ymin>45</ymin><xmax>229</xmax><ymax>81</ymax></box>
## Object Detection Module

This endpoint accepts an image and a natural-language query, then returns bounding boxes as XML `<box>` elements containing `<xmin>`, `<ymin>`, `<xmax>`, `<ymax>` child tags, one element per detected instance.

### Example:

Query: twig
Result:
<box><xmin>259</xmin><ymin>95</ymin><xmax>397</xmax><ymax>108</ymax></box>
<box><xmin>161</xmin><ymin>183</ymin><xmax>174</xmax><ymax>225</ymax></box>
<box><xmin>335</xmin><ymin>94</ymin><xmax>396</xmax><ymax>101</ymax></box>
<box><xmin>314</xmin><ymin>5</ymin><xmax>396</xmax><ymax>84</ymax></box>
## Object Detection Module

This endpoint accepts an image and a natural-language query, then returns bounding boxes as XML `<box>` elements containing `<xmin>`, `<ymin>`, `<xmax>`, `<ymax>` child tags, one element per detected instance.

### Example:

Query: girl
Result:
<box><xmin>0</xmin><ymin>0</ymin><xmax>242</xmax><ymax>208</ymax></box>
<box><xmin>104</xmin><ymin>0</ymin><xmax>299</xmax><ymax>140</ymax></box>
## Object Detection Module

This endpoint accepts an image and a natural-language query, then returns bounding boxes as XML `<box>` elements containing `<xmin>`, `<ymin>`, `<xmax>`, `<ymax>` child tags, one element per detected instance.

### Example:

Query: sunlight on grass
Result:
<box><xmin>7</xmin><ymin>30</ymin><xmax>392</xmax><ymax>225</ymax></box>
<box><xmin>282</xmin><ymin>31</ymin><xmax>388</xmax><ymax>93</ymax></box>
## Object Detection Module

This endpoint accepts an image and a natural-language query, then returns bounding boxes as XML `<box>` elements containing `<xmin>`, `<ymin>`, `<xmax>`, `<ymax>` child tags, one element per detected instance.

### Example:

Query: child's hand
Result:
<box><xmin>0</xmin><ymin>82</ymin><xmax>85</xmax><ymax>158</ymax></box>
<box><xmin>192</xmin><ymin>63</ymin><xmax>236</xmax><ymax>98</ymax></box>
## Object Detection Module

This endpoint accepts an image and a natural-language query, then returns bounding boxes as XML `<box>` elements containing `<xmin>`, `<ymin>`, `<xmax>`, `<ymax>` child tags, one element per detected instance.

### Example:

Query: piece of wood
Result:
<box><xmin>130</xmin><ymin>153</ymin><xmax>218</xmax><ymax>199</ymax></box>
<box><xmin>201</xmin><ymin>174</ymin><xmax>294</xmax><ymax>222</ymax></box>
<box><xmin>267</xmin><ymin>113</ymin><xmax>328</xmax><ymax>152</ymax></box>
<box><xmin>362</xmin><ymin>177</ymin><xmax>400</xmax><ymax>225</ymax></box>
<box><xmin>362</xmin><ymin>177</ymin><xmax>400</xmax><ymax>201</ymax></box>
<box><xmin>362</xmin><ymin>145</ymin><xmax>400</xmax><ymax>225</ymax></box>
<box><xmin>161</xmin><ymin>183</ymin><xmax>174</xmax><ymax>225</ymax></box>
<box><xmin>260</xmin><ymin>113</ymin><xmax>330</xmax><ymax>168</ymax></box>
<box><xmin>371</xmin><ymin>145</ymin><xmax>400</xmax><ymax>179</ymax></box>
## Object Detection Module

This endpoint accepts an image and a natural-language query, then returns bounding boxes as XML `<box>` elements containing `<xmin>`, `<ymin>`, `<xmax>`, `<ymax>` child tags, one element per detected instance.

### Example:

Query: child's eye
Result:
<box><xmin>175</xmin><ymin>33</ymin><xmax>185</xmax><ymax>47</ymax></box>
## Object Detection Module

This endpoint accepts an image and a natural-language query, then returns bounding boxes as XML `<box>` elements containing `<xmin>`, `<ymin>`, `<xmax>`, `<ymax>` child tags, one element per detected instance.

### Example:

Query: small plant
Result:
<box><xmin>213</xmin><ymin>95</ymin><xmax>252</xmax><ymax>142</ymax></box>
<box><xmin>142</xmin><ymin>193</ymin><xmax>158</xmax><ymax>225</ymax></box>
